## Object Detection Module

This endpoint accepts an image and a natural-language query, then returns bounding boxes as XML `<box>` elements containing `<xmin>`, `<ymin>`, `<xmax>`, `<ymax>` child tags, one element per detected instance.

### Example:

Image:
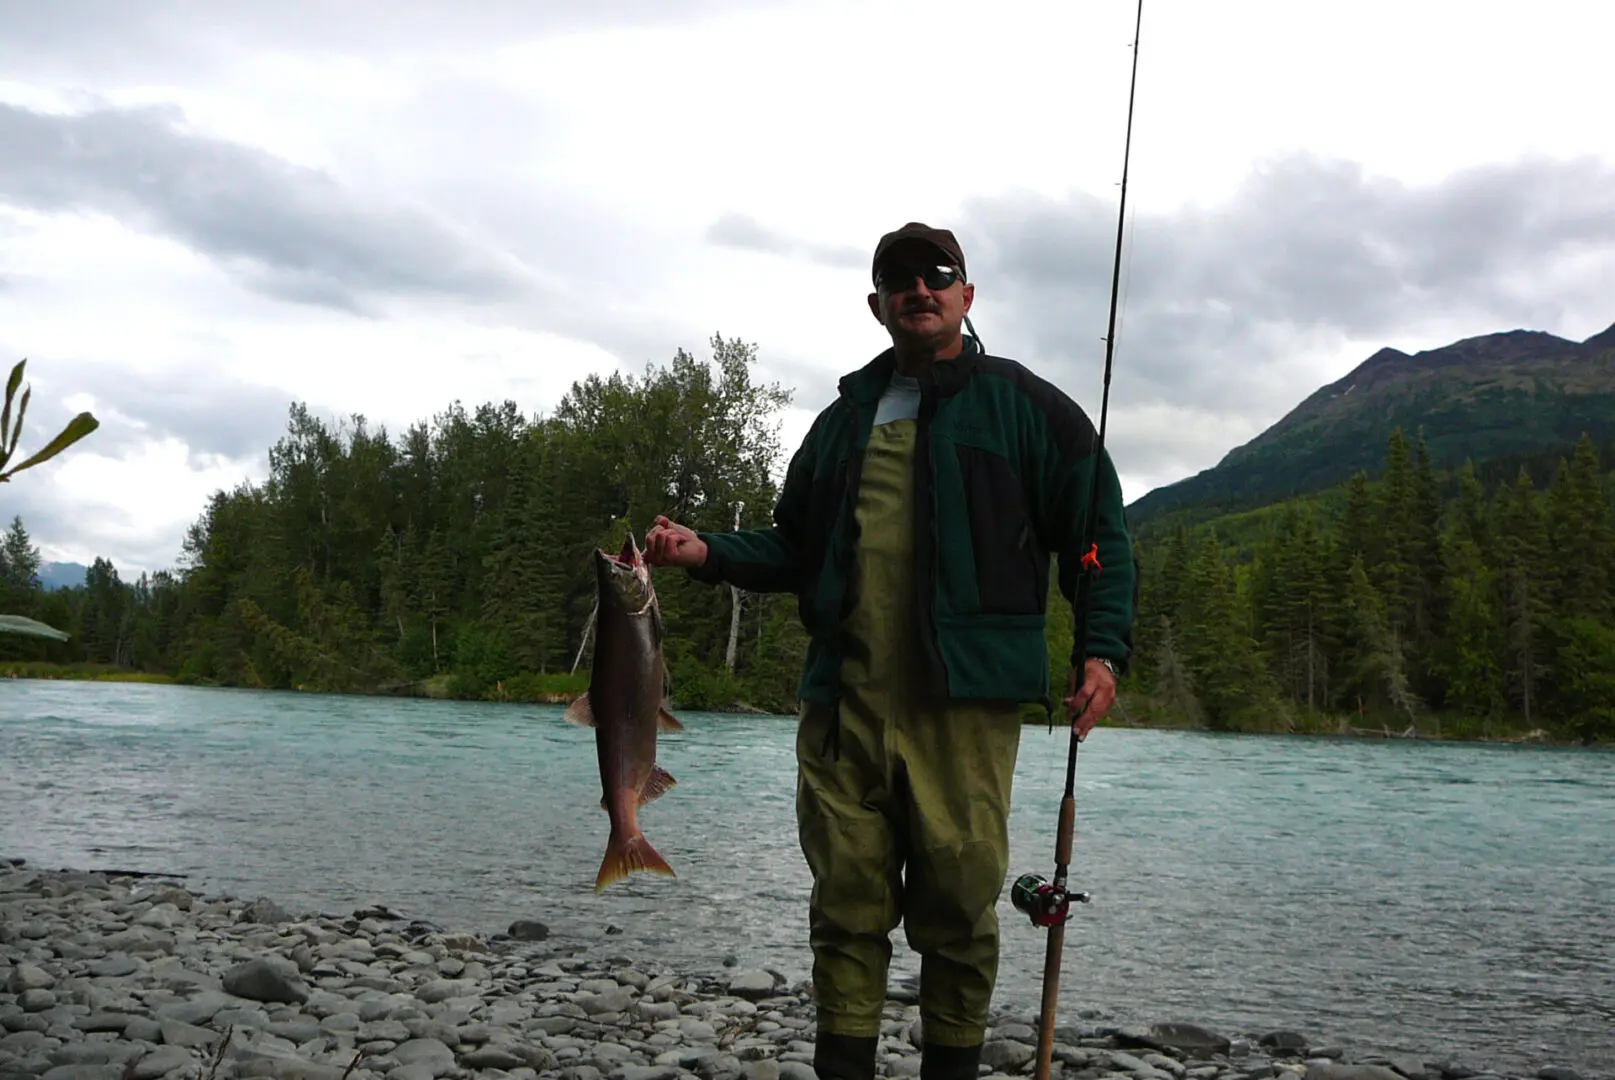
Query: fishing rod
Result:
<box><xmin>1009</xmin><ymin>3</ymin><xmax>1144</xmax><ymax>1079</ymax></box>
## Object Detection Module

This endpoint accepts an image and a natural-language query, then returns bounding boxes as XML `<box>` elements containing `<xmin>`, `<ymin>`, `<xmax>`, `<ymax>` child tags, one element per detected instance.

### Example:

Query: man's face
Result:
<box><xmin>868</xmin><ymin>245</ymin><xmax>974</xmax><ymax>350</ymax></box>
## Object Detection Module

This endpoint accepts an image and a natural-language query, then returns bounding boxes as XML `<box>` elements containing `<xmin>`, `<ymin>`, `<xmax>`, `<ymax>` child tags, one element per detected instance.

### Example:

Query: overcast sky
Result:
<box><xmin>2</xmin><ymin>0</ymin><xmax>1613</xmax><ymax>577</ymax></box>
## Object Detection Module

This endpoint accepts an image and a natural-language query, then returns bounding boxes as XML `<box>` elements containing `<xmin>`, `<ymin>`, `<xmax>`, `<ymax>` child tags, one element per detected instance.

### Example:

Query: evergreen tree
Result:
<box><xmin>1436</xmin><ymin>538</ymin><xmax>1505</xmax><ymax>720</ymax></box>
<box><xmin>1338</xmin><ymin>471</ymin><xmax>1374</xmax><ymax>567</ymax></box>
<box><xmin>1497</xmin><ymin>467</ymin><xmax>1551</xmax><ymax>725</ymax></box>
<box><xmin>1251</xmin><ymin>506</ymin><xmax>1331</xmax><ymax>712</ymax></box>
<box><xmin>1335</xmin><ymin>554</ymin><xmax>1418</xmax><ymax>724</ymax></box>
<box><xmin>1178</xmin><ymin>532</ymin><xmax>1285</xmax><ymax>730</ymax></box>
<box><xmin>1547</xmin><ymin>435</ymin><xmax>1612</xmax><ymax>620</ymax></box>
<box><xmin>1</xmin><ymin>515</ymin><xmax>42</xmax><ymax>602</ymax></box>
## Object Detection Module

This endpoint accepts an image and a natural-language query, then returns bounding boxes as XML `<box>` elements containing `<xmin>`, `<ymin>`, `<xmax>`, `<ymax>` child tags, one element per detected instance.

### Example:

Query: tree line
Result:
<box><xmin>2</xmin><ymin>339</ymin><xmax>1611</xmax><ymax>742</ymax></box>
<box><xmin>1127</xmin><ymin>430</ymin><xmax>1615</xmax><ymax>742</ymax></box>
<box><xmin>1</xmin><ymin>337</ymin><xmax>811</xmax><ymax>711</ymax></box>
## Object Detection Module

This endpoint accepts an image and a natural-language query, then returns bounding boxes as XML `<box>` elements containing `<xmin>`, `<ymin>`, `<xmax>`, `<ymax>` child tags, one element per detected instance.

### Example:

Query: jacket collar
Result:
<box><xmin>838</xmin><ymin>334</ymin><xmax>984</xmax><ymax>405</ymax></box>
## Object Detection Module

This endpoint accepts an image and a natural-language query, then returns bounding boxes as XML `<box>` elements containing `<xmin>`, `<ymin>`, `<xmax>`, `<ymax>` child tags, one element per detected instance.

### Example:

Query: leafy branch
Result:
<box><xmin>0</xmin><ymin>357</ymin><xmax>99</xmax><ymax>641</ymax></box>
<box><xmin>0</xmin><ymin>358</ymin><xmax>100</xmax><ymax>484</ymax></box>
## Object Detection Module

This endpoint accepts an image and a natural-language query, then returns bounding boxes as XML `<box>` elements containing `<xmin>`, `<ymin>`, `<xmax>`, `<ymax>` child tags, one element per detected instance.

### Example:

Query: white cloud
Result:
<box><xmin>0</xmin><ymin>0</ymin><xmax>1612</xmax><ymax>575</ymax></box>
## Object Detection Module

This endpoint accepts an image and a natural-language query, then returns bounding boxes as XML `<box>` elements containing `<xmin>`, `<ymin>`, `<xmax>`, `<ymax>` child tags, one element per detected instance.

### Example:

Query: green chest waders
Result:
<box><xmin>796</xmin><ymin>417</ymin><xmax>1024</xmax><ymax>1080</ymax></box>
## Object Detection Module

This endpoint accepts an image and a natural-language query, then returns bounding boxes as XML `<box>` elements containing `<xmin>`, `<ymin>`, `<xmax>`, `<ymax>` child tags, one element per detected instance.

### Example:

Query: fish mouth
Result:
<box><xmin>599</xmin><ymin>532</ymin><xmax>642</xmax><ymax>567</ymax></box>
<box><xmin>597</xmin><ymin>532</ymin><xmax>649</xmax><ymax>577</ymax></box>
<box><xmin>596</xmin><ymin>532</ymin><xmax>654</xmax><ymax>612</ymax></box>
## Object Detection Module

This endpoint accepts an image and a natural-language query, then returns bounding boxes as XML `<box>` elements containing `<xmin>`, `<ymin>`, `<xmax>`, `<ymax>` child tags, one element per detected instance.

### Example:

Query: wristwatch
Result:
<box><xmin>1095</xmin><ymin>657</ymin><xmax>1120</xmax><ymax>679</ymax></box>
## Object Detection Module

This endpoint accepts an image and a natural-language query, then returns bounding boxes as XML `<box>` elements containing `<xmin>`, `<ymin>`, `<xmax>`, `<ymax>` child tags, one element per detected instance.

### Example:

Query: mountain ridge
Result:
<box><xmin>1127</xmin><ymin>318</ymin><xmax>1615</xmax><ymax>524</ymax></box>
<box><xmin>38</xmin><ymin>561</ymin><xmax>88</xmax><ymax>591</ymax></box>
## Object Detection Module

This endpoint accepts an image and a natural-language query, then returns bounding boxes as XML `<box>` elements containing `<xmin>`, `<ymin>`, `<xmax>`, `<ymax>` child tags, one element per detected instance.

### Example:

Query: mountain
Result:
<box><xmin>39</xmin><ymin>561</ymin><xmax>88</xmax><ymax>591</ymax></box>
<box><xmin>1127</xmin><ymin>319</ymin><xmax>1615</xmax><ymax>525</ymax></box>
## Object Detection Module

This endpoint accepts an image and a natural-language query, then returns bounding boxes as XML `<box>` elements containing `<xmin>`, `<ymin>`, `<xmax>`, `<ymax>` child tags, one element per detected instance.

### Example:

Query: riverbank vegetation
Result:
<box><xmin>2</xmin><ymin>337</ymin><xmax>1610</xmax><ymax>744</ymax></box>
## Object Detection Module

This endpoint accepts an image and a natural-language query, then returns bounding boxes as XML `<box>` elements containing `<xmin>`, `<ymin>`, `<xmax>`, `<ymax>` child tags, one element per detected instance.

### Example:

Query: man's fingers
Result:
<box><xmin>647</xmin><ymin>528</ymin><xmax>677</xmax><ymax>565</ymax></box>
<box><xmin>1065</xmin><ymin>669</ymin><xmax>1114</xmax><ymax>739</ymax></box>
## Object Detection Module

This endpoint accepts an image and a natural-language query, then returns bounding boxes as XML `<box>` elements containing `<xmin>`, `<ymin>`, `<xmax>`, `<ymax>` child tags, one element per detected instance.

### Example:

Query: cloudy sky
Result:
<box><xmin>2</xmin><ymin>0</ymin><xmax>1613</xmax><ymax>577</ymax></box>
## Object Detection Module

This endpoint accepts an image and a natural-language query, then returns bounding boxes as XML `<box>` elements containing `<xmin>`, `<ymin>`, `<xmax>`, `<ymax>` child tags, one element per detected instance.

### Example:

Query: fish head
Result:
<box><xmin>595</xmin><ymin>531</ymin><xmax>656</xmax><ymax>612</ymax></box>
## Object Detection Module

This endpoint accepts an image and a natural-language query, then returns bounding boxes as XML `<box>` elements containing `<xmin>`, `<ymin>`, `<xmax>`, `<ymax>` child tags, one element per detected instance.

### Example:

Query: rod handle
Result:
<box><xmin>1033</xmin><ymin>921</ymin><xmax>1064</xmax><ymax>1080</ymax></box>
<box><xmin>1055</xmin><ymin>794</ymin><xmax>1076</xmax><ymax>867</ymax></box>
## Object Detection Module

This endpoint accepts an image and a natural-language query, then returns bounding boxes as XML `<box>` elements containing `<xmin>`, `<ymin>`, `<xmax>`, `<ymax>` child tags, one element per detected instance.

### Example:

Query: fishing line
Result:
<box><xmin>1115</xmin><ymin>180</ymin><xmax>1141</xmax><ymax>363</ymax></box>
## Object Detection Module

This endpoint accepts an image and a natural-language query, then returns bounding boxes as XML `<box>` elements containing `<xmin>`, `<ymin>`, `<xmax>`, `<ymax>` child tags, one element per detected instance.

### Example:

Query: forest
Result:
<box><xmin>2</xmin><ymin>336</ymin><xmax>1612</xmax><ymax>743</ymax></box>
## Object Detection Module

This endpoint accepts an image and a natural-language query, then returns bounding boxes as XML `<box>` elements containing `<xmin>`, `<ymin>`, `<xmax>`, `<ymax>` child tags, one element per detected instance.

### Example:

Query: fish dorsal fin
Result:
<box><xmin>658</xmin><ymin>705</ymin><xmax>683</xmax><ymax>733</ymax></box>
<box><xmin>639</xmin><ymin>764</ymin><xmax>676</xmax><ymax>806</ymax></box>
<box><xmin>564</xmin><ymin>692</ymin><xmax>594</xmax><ymax>727</ymax></box>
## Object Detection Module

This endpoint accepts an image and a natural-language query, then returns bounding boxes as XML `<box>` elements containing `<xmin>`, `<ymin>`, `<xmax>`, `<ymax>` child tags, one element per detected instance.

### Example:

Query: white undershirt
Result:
<box><xmin>873</xmin><ymin>373</ymin><xmax>921</xmax><ymax>427</ymax></box>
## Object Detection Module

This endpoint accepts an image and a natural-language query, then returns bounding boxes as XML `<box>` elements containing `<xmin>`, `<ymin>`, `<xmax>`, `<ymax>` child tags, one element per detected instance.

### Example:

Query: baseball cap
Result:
<box><xmin>871</xmin><ymin>222</ymin><xmax>967</xmax><ymax>284</ymax></box>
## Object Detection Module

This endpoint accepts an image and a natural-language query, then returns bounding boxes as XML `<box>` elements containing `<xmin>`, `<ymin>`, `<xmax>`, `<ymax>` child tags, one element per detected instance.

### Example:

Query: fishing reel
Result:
<box><xmin>1011</xmin><ymin>873</ymin><xmax>1089</xmax><ymax>928</ymax></box>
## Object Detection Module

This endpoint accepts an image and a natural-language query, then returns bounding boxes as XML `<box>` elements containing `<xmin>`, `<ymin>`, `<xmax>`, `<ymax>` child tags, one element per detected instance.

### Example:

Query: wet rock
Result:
<box><xmin>130</xmin><ymin>1045</ymin><xmax>198</xmax><ymax>1079</ymax></box>
<box><xmin>7</xmin><ymin>964</ymin><xmax>56</xmax><ymax>992</ymax></box>
<box><xmin>1141</xmin><ymin>1022</ymin><xmax>1231</xmax><ymax>1059</ymax></box>
<box><xmin>86</xmin><ymin>954</ymin><xmax>138</xmax><ymax>978</ymax></box>
<box><xmin>980</xmin><ymin>1039</ymin><xmax>1033</xmax><ymax>1072</ymax></box>
<box><xmin>459</xmin><ymin>1044</ymin><xmax>527</xmax><ymax>1069</ymax></box>
<box><xmin>238</xmin><ymin>898</ymin><xmax>292</xmax><ymax>924</ymax></box>
<box><xmin>18</xmin><ymin>988</ymin><xmax>57</xmax><ymax>1012</ymax></box>
<box><xmin>222</xmin><ymin>958</ymin><xmax>311</xmax><ymax>1004</ymax></box>
<box><xmin>726</xmin><ymin>971</ymin><xmax>776</xmax><ymax>1001</ymax></box>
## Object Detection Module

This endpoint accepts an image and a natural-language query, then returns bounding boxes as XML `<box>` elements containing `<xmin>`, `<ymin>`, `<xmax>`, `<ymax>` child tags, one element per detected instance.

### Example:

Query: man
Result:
<box><xmin>645</xmin><ymin>223</ymin><xmax>1137</xmax><ymax>1080</ymax></box>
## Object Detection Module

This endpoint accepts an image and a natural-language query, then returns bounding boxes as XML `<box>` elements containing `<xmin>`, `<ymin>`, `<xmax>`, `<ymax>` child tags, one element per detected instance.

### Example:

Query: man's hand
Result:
<box><xmin>1064</xmin><ymin>658</ymin><xmax>1118</xmax><ymax>741</ymax></box>
<box><xmin>645</xmin><ymin>515</ymin><xmax>709</xmax><ymax>569</ymax></box>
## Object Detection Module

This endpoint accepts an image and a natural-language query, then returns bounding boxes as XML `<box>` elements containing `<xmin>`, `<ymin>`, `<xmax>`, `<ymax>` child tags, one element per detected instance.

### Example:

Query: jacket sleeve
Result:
<box><xmin>1044</xmin><ymin>425</ymin><xmax>1139</xmax><ymax>676</ymax></box>
<box><xmin>685</xmin><ymin>413</ymin><xmax>820</xmax><ymax>594</ymax></box>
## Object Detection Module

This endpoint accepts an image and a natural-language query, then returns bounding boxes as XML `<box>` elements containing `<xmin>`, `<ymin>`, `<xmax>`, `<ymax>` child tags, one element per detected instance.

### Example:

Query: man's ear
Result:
<box><xmin>868</xmin><ymin>292</ymin><xmax>882</xmax><ymax>321</ymax></box>
<box><xmin>961</xmin><ymin>283</ymin><xmax>974</xmax><ymax>313</ymax></box>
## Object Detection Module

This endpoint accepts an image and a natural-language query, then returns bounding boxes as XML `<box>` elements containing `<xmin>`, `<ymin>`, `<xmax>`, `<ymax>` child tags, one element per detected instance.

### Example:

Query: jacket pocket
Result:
<box><xmin>955</xmin><ymin>443</ymin><xmax>1048</xmax><ymax>616</ymax></box>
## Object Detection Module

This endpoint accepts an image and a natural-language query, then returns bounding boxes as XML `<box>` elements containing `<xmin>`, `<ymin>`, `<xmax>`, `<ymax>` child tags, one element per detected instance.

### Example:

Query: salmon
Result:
<box><xmin>565</xmin><ymin>532</ymin><xmax>685</xmax><ymax>892</ymax></box>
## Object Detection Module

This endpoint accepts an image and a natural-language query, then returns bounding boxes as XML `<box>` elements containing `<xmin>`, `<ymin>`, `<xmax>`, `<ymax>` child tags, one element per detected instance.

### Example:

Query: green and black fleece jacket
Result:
<box><xmin>687</xmin><ymin>337</ymin><xmax>1139</xmax><ymax>711</ymax></box>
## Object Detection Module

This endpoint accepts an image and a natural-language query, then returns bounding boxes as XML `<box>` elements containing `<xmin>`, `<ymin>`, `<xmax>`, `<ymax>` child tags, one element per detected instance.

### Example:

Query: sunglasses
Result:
<box><xmin>875</xmin><ymin>263</ymin><xmax>962</xmax><ymax>293</ymax></box>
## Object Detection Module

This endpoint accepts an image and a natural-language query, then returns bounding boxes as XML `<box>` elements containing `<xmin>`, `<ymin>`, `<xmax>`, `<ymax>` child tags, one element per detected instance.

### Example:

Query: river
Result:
<box><xmin>2</xmin><ymin>680</ymin><xmax>1610</xmax><ymax>1075</ymax></box>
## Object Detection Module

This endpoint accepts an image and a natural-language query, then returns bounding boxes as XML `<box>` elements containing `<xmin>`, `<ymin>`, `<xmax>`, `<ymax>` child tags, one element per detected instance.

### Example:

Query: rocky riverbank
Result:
<box><xmin>0</xmin><ymin>860</ymin><xmax>1594</xmax><ymax>1080</ymax></box>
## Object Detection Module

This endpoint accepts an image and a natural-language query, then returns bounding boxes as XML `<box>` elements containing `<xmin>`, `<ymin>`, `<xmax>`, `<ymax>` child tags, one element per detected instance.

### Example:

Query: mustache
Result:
<box><xmin>901</xmin><ymin>300</ymin><xmax>940</xmax><ymax>314</ymax></box>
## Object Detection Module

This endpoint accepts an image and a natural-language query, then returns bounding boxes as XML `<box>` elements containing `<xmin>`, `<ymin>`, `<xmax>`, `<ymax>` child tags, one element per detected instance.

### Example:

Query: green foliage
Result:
<box><xmin>1555</xmin><ymin>617</ymin><xmax>1615</xmax><ymax>743</ymax></box>
<box><xmin>2</xmin><ymin>335</ymin><xmax>814</xmax><ymax>713</ymax></box>
<box><xmin>0</xmin><ymin>358</ymin><xmax>100</xmax><ymax>485</ymax></box>
<box><xmin>1</xmin><ymin>359</ymin><xmax>99</xmax><ymax>643</ymax></box>
<box><xmin>0</xmin><ymin>660</ymin><xmax>175</xmax><ymax>683</ymax></box>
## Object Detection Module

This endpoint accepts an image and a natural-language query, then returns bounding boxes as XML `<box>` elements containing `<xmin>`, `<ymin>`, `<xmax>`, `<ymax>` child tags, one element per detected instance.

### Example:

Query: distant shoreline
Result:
<box><xmin>6</xmin><ymin>660</ymin><xmax>1603</xmax><ymax>747</ymax></box>
<box><xmin>0</xmin><ymin>661</ymin><xmax>176</xmax><ymax>685</ymax></box>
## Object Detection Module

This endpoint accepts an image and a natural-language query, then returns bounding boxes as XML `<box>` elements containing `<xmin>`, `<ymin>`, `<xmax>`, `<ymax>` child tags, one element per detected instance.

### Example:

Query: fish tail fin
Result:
<box><xmin>594</xmin><ymin>830</ymin><xmax>676</xmax><ymax>893</ymax></box>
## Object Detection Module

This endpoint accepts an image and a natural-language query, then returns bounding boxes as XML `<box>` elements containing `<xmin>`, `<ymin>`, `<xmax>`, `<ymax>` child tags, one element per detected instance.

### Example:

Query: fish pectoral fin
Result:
<box><xmin>638</xmin><ymin>764</ymin><xmax>677</xmax><ymax>806</ymax></box>
<box><xmin>564</xmin><ymin>692</ymin><xmax>595</xmax><ymax>727</ymax></box>
<box><xmin>657</xmin><ymin>704</ymin><xmax>684</xmax><ymax>733</ymax></box>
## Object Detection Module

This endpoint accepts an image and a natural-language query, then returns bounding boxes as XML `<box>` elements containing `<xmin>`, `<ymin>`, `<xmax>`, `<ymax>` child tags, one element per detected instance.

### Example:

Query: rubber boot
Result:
<box><xmin>920</xmin><ymin>1041</ymin><xmax>982</xmax><ymax>1080</ymax></box>
<box><xmin>813</xmin><ymin>1032</ymin><xmax>879</xmax><ymax>1080</ymax></box>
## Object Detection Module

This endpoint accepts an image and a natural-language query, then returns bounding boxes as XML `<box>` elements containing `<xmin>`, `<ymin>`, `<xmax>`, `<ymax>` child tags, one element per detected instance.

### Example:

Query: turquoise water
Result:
<box><xmin>2</xmin><ymin>680</ymin><xmax>1611</xmax><ymax>1076</ymax></box>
